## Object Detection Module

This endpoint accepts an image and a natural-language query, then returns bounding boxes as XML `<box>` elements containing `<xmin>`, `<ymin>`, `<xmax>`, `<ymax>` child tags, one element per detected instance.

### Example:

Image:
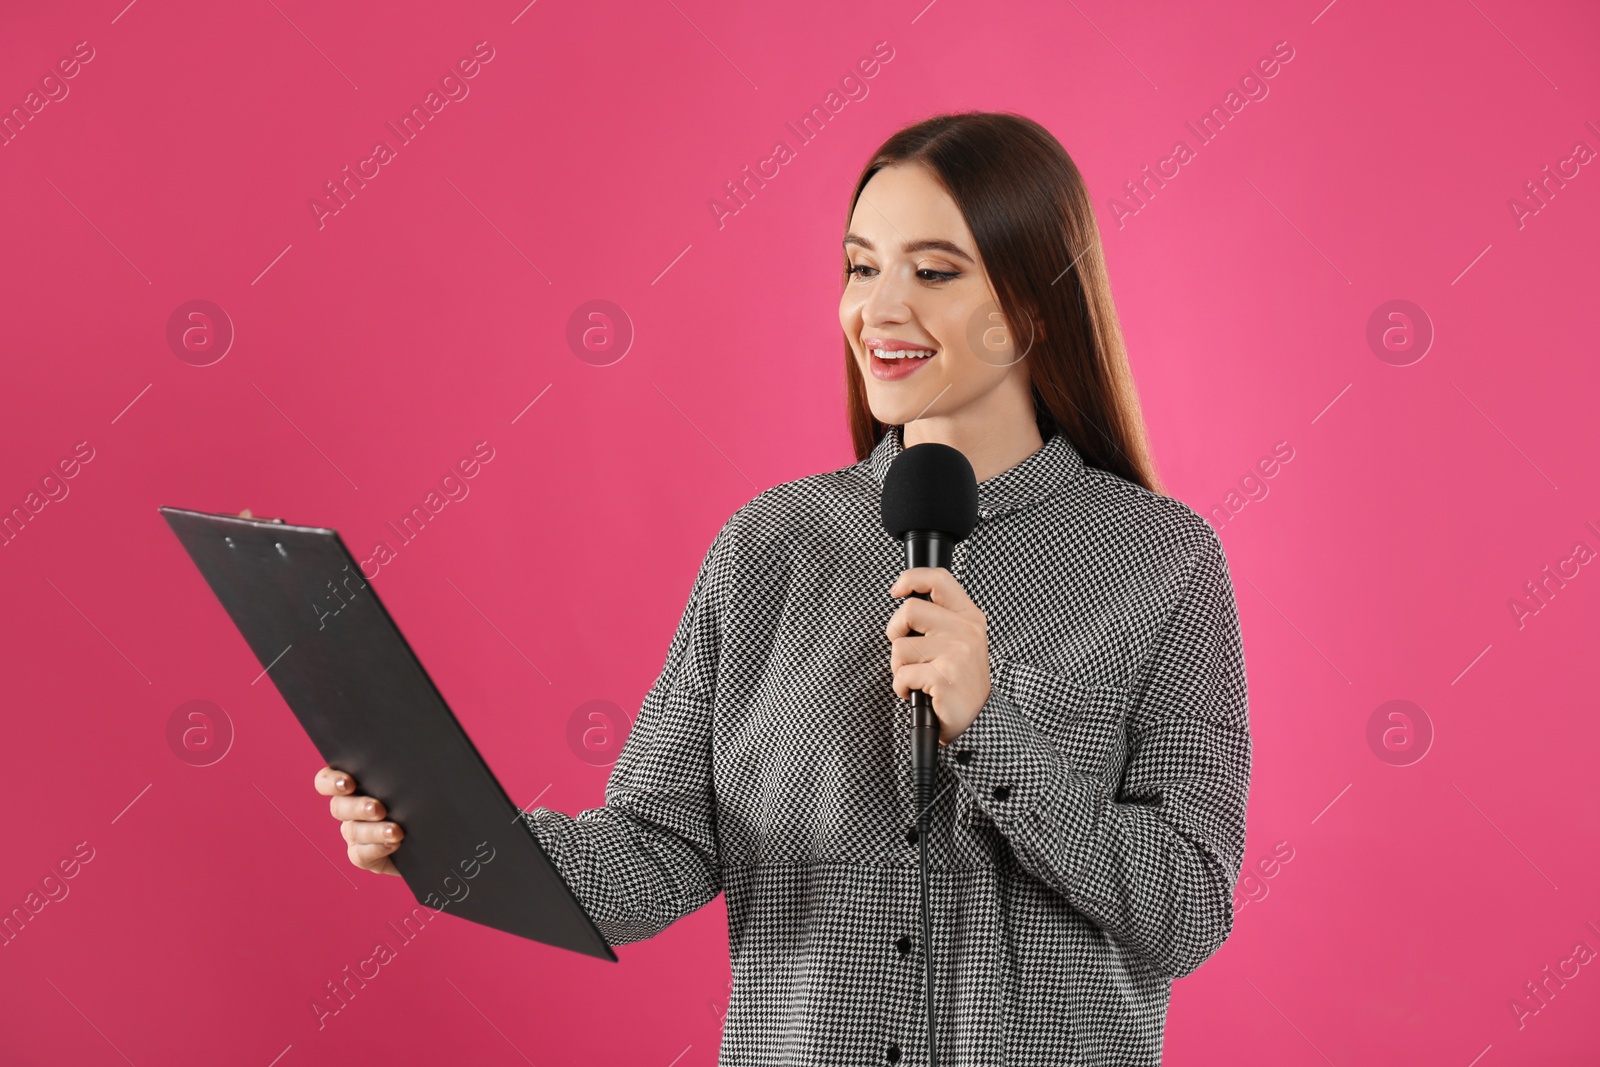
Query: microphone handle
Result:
<box><xmin>904</xmin><ymin>531</ymin><xmax>955</xmax><ymax>831</ymax></box>
<box><xmin>902</xmin><ymin>530</ymin><xmax>954</xmax><ymax>1067</ymax></box>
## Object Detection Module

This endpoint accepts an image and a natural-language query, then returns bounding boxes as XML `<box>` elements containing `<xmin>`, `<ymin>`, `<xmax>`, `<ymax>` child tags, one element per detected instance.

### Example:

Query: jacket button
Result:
<box><xmin>955</xmin><ymin>749</ymin><xmax>973</xmax><ymax>766</ymax></box>
<box><xmin>993</xmin><ymin>784</ymin><xmax>1012</xmax><ymax>802</ymax></box>
<box><xmin>905</xmin><ymin>826</ymin><xmax>919</xmax><ymax>847</ymax></box>
<box><xmin>894</xmin><ymin>935</ymin><xmax>911</xmax><ymax>957</ymax></box>
<box><xmin>887</xmin><ymin>1045</ymin><xmax>902</xmax><ymax>1063</ymax></box>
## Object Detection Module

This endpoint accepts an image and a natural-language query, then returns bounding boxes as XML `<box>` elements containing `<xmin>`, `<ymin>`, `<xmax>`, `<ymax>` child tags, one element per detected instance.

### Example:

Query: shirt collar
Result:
<box><xmin>865</xmin><ymin>424</ymin><xmax>1083</xmax><ymax>520</ymax></box>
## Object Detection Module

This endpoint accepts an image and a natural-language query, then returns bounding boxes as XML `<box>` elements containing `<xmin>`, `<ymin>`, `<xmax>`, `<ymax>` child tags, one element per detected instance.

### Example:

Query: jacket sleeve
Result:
<box><xmin>518</xmin><ymin>519</ymin><xmax>730</xmax><ymax>946</ymax></box>
<box><xmin>947</xmin><ymin>530</ymin><xmax>1251</xmax><ymax>979</ymax></box>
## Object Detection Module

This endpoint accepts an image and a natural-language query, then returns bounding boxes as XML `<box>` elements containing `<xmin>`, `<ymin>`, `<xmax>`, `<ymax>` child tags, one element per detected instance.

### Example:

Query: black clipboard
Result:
<box><xmin>159</xmin><ymin>505</ymin><xmax>616</xmax><ymax>962</ymax></box>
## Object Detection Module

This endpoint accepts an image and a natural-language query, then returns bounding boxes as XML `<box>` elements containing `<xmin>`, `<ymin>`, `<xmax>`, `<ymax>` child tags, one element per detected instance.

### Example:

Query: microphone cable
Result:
<box><xmin>909</xmin><ymin>614</ymin><xmax>941</xmax><ymax>1067</ymax></box>
<box><xmin>879</xmin><ymin>437</ymin><xmax>980</xmax><ymax>1067</ymax></box>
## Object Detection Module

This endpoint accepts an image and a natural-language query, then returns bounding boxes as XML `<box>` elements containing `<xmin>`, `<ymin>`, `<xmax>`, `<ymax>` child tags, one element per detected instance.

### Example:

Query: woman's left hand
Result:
<box><xmin>886</xmin><ymin>567</ymin><xmax>993</xmax><ymax>745</ymax></box>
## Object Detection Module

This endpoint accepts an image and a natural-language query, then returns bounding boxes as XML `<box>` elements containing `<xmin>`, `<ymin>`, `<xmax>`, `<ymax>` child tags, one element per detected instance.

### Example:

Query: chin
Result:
<box><xmin>865</xmin><ymin>394</ymin><xmax>928</xmax><ymax>427</ymax></box>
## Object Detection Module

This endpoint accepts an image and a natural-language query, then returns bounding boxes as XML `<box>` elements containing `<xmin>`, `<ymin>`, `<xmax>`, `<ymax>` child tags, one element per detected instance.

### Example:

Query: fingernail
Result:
<box><xmin>335</xmin><ymin>777</ymin><xmax>348</xmax><ymax>791</ymax></box>
<box><xmin>365</xmin><ymin>800</ymin><xmax>376</xmax><ymax>815</ymax></box>
<box><xmin>384</xmin><ymin>826</ymin><xmax>395</xmax><ymax>838</ymax></box>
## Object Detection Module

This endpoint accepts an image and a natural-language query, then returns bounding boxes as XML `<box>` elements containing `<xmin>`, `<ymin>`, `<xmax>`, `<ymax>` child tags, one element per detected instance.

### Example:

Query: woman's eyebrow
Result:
<box><xmin>843</xmin><ymin>233</ymin><xmax>974</xmax><ymax>264</ymax></box>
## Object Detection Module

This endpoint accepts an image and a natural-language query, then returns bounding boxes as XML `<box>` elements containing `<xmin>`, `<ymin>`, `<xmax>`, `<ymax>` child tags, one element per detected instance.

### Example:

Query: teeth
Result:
<box><xmin>871</xmin><ymin>348</ymin><xmax>935</xmax><ymax>359</ymax></box>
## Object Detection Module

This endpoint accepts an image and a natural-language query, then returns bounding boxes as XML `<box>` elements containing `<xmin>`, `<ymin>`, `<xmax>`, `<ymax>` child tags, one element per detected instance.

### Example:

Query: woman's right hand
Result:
<box><xmin>315</xmin><ymin>765</ymin><xmax>403</xmax><ymax>876</ymax></box>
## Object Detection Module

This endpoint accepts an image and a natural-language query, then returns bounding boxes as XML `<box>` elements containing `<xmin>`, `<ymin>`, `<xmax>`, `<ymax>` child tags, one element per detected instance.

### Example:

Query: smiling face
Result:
<box><xmin>839</xmin><ymin>162</ymin><xmax>1036</xmax><ymax>433</ymax></box>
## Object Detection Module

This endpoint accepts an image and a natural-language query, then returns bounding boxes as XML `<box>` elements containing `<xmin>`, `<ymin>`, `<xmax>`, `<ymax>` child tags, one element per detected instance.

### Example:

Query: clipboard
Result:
<box><xmin>159</xmin><ymin>505</ymin><xmax>616</xmax><ymax>963</ymax></box>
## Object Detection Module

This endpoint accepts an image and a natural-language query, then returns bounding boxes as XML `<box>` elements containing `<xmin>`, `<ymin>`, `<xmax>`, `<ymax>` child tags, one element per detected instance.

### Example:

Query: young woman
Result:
<box><xmin>317</xmin><ymin>111</ymin><xmax>1251</xmax><ymax>1066</ymax></box>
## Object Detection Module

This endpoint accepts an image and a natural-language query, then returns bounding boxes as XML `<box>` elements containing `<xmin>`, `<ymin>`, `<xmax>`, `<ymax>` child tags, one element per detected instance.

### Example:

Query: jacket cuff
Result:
<box><xmin>943</xmin><ymin>656</ymin><xmax>1106</xmax><ymax>897</ymax></box>
<box><xmin>520</xmin><ymin>806</ymin><xmax>573</xmax><ymax>870</ymax></box>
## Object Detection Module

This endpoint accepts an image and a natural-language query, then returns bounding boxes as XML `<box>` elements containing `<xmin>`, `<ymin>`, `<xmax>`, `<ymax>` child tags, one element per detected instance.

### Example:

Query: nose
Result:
<box><xmin>861</xmin><ymin>265</ymin><xmax>914</xmax><ymax>328</ymax></box>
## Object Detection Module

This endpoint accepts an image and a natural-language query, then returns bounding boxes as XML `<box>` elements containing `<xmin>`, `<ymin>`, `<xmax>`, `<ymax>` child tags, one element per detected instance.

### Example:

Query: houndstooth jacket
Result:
<box><xmin>522</xmin><ymin>424</ymin><xmax>1251</xmax><ymax>1066</ymax></box>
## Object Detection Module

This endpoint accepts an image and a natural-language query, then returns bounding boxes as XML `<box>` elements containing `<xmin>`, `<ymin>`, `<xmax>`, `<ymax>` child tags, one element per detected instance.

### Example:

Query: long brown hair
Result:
<box><xmin>843</xmin><ymin>111</ymin><xmax>1164</xmax><ymax>494</ymax></box>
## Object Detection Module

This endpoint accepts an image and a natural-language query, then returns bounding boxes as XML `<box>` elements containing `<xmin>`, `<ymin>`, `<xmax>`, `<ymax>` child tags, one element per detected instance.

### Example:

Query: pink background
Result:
<box><xmin>2</xmin><ymin>0</ymin><xmax>1597</xmax><ymax>1064</ymax></box>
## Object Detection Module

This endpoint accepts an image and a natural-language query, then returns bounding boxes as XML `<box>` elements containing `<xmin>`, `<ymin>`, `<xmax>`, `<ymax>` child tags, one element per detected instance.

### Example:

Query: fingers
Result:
<box><xmin>886</xmin><ymin>595</ymin><xmax>957</xmax><ymax>640</ymax></box>
<box><xmin>341</xmin><ymin>818</ymin><xmax>403</xmax><ymax>847</ymax></box>
<box><xmin>889</xmin><ymin>633</ymin><xmax>925</xmax><ymax>673</ymax></box>
<box><xmin>341</xmin><ymin>812</ymin><xmax>403</xmax><ymax>877</ymax></box>
<box><xmin>885</xmin><ymin>569</ymin><xmax>982</xmax><ymax>640</ymax></box>
<box><xmin>314</xmin><ymin>766</ymin><xmax>356</xmax><ymax>797</ymax></box>
<box><xmin>889</xmin><ymin>567</ymin><xmax>974</xmax><ymax>609</ymax></box>
<box><xmin>347</xmin><ymin>840</ymin><xmax>401</xmax><ymax>874</ymax></box>
<box><xmin>331</xmin><ymin>793</ymin><xmax>387</xmax><ymax>821</ymax></box>
<box><xmin>316</xmin><ymin>765</ymin><xmax>401</xmax><ymax>876</ymax></box>
<box><xmin>892</xmin><ymin>634</ymin><xmax>969</xmax><ymax>677</ymax></box>
<box><xmin>316</xmin><ymin>766</ymin><xmax>385</xmax><ymax>819</ymax></box>
<box><xmin>891</xmin><ymin>660</ymin><xmax>948</xmax><ymax>702</ymax></box>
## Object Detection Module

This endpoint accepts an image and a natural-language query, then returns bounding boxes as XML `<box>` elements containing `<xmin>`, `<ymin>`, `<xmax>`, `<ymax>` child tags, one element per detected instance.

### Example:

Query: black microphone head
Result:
<box><xmin>880</xmin><ymin>439</ymin><xmax>980</xmax><ymax>542</ymax></box>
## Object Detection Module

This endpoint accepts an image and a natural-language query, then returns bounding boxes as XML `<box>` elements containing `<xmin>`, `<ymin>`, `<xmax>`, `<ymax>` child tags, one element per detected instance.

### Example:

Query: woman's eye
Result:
<box><xmin>845</xmin><ymin>264</ymin><xmax>959</xmax><ymax>282</ymax></box>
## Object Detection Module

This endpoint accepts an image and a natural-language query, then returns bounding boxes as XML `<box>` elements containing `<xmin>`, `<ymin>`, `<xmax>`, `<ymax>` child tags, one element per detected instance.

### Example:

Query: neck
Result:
<box><xmin>901</xmin><ymin>407</ymin><xmax>1046</xmax><ymax>483</ymax></box>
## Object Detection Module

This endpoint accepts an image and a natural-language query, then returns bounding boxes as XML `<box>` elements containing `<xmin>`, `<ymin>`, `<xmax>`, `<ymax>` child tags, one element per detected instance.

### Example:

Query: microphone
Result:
<box><xmin>881</xmin><ymin>438</ymin><xmax>979</xmax><ymax>1067</ymax></box>
<box><xmin>880</xmin><ymin>441</ymin><xmax>980</xmax><ymax>833</ymax></box>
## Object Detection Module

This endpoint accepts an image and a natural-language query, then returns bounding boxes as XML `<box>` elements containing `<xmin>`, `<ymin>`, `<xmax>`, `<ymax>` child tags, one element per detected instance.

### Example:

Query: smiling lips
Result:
<box><xmin>865</xmin><ymin>340</ymin><xmax>936</xmax><ymax>382</ymax></box>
